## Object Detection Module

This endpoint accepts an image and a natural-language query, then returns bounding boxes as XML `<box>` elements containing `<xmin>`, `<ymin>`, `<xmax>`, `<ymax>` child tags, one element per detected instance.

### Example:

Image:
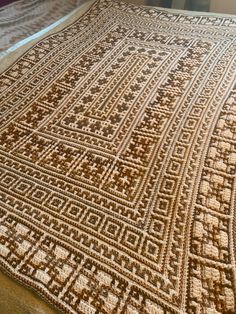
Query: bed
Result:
<box><xmin>0</xmin><ymin>0</ymin><xmax>236</xmax><ymax>313</ymax></box>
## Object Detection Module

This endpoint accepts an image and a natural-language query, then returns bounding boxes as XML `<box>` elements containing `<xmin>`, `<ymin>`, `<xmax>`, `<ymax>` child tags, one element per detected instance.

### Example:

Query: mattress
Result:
<box><xmin>0</xmin><ymin>0</ymin><xmax>236</xmax><ymax>313</ymax></box>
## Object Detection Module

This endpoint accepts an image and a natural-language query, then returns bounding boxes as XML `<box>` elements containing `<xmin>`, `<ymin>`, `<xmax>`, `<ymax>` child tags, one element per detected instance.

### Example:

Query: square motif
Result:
<box><xmin>149</xmin><ymin>216</ymin><xmax>167</xmax><ymax>240</ymax></box>
<box><xmin>121</xmin><ymin>226</ymin><xmax>141</xmax><ymax>251</ymax></box>
<box><xmin>101</xmin><ymin>217</ymin><xmax>123</xmax><ymax>240</ymax></box>
<box><xmin>12</xmin><ymin>179</ymin><xmax>34</xmax><ymax>195</ymax></box>
<box><xmin>46</xmin><ymin>194</ymin><xmax>67</xmax><ymax>212</ymax></box>
<box><xmin>154</xmin><ymin>196</ymin><xmax>172</xmax><ymax>216</ymax></box>
<box><xmin>179</xmin><ymin>130</ymin><xmax>193</xmax><ymax>143</ymax></box>
<box><xmin>29</xmin><ymin>187</ymin><xmax>49</xmax><ymax>203</ymax></box>
<box><xmin>82</xmin><ymin>210</ymin><xmax>104</xmax><ymax>231</ymax></box>
<box><xmin>166</xmin><ymin>159</ymin><xmax>182</xmax><ymax>176</ymax></box>
<box><xmin>63</xmin><ymin>201</ymin><xmax>87</xmax><ymax>220</ymax></box>
<box><xmin>173</xmin><ymin>144</ymin><xmax>188</xmax><ymax>159</ymax></box>
<box><xmin>160</xmin><ymin>177</ymin><xmax>176</xmax><ymax>195</ymax></box>
<box><xmin>195</xmin><ymin>96</ymin><xmax>209</xmax><ymax>106</ymax></box>
<box><xmin>1</xmin><ymin>173</ymin><xmax>18</xmax><ymax>188</ymax></box>
<box><xmin>190</xmin><ymin>106</ymin><xmax>204</xmax><ymax>117</ymax></box>
<box><xmin>142</xmin><ymin>238</ymin><xmax>161</xmax><ymax>262</ymax></box>
<box><xmin>184</xmin><ymin>118</ymin><xmax>198</xmax><ymax>130</ymax></box>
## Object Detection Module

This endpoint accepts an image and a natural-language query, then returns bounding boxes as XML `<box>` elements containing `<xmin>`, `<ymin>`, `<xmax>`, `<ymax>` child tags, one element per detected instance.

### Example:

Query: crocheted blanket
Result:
<box><xmin>0</xmin><ymin>1</ymin><xmax>236</xmax><ymax>313</ymax></box>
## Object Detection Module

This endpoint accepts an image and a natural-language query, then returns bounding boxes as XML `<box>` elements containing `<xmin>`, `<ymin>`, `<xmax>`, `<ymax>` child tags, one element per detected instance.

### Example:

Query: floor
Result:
<box><xmin>0</xmin><ymin>271</ymin><xmax>60</xmax><ymax>314</ymax></box>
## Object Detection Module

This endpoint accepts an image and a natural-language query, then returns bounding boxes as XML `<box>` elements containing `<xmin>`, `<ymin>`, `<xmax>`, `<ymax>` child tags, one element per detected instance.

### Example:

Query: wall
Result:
<box><xmin>172</xmin><ymin>0</ymin><xmax>185</xmax><ymax>9</ymax></box>
<box><xmin>210</xmin><ymin>0</ymin><xmax>236</xmax><ymax>14</ymax></box>
<box><xmin>185</xmin><ymin>0</ymin><xmax>209</xmax><ymax>11</ymax></box>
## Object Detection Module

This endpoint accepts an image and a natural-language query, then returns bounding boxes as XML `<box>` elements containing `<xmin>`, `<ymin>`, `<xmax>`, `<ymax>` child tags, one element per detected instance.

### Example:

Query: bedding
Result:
<box><xmin>0</xmin><ymin>0</ymin><xmax>236</xmax><ymax>313</ymax></box>
<box><xmin>0</xmin><ymin>0</ymin><xmax>82</xmax><ymax>55</ymax></box>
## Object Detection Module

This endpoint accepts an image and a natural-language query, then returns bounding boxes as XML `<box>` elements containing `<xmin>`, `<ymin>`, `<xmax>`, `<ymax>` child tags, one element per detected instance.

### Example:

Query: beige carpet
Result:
<box><xmin>0</xmin><ymin>0</ymin><xmax>236</xmax><ymax>313</ymax></box>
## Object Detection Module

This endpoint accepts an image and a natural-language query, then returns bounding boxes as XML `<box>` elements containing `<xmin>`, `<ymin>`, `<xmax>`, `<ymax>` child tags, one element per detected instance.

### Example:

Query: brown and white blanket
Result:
<box><xmin>0</xmin><ymin>1</ymin><xmax>236</xmax><ymax>313</ymax></box>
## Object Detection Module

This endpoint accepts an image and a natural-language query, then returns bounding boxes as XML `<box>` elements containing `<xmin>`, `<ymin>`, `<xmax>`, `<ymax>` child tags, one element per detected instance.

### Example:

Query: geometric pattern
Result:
<box><xmin>0</xmin><ymin>0</ymin><xmax>236</xmax><ymax>313</ymax></box>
